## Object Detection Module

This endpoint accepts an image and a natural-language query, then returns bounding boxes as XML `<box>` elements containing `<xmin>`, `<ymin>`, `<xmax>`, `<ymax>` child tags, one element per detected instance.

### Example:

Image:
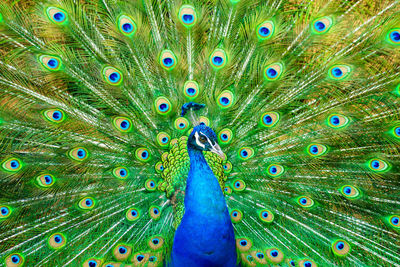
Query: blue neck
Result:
<box><xmin>184</xmin><ymin>144</ymin><xmax>227</xmax><ymax>215</ymax></box>
<box><xmin>171</xmin><ymin>143</ymin><xmax>237</xmax><ymax>267</ymax></box>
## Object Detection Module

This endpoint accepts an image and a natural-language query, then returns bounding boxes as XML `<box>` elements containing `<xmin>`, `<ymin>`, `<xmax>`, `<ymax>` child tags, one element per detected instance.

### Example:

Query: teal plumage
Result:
<box><xmin>0</xmin><ymin>0</ymin><xmax>400</xmax><ymax>266</ymax></box>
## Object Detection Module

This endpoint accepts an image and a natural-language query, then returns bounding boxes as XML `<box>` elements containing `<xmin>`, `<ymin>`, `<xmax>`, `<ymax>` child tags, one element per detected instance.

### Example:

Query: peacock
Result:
<box><xmin>0</xmin><ymin>0</ymin><xmax>400</xmax><ymax>266</ymax></box>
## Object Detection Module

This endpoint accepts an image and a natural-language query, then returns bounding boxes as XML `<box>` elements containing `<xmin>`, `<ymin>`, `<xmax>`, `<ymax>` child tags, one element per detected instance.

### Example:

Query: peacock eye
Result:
<box><xmin>199</xmin><ymin>136</ymin><xmax>207</xmax><ymax>143</ymax></box>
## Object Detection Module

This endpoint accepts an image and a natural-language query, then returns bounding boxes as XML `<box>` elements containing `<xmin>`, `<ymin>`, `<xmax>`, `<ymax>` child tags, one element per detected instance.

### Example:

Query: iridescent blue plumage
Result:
<box><xmin>171</xmin><ymin>125</ymin><xmax>237</xmax><ymax>266</ymax></box>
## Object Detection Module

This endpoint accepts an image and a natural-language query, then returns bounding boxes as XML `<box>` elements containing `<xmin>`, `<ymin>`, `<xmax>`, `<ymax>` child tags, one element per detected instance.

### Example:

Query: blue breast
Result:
<box><xmin>170</xmin><ymin>146</ymin><xmax>237</xmax><ymax>267</ymax></box>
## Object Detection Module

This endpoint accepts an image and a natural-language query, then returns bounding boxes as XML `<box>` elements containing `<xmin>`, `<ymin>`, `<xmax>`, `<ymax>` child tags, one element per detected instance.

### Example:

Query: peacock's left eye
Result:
<box><xmin>199</xmin><ymin>136</ymin><xmax>207</xmax><ymax>144</ymax></box>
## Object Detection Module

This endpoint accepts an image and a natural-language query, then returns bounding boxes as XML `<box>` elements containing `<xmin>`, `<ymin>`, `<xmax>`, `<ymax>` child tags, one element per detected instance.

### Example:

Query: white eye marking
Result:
<box><xmin>194</xmin><ymin>131</ymin><xmax>205</xmax><ymax>149</ymax></box>
<box><xmin>199</xmin><ymin>131</ymin><xmax>214</xmax><ymax>147</ymax></box>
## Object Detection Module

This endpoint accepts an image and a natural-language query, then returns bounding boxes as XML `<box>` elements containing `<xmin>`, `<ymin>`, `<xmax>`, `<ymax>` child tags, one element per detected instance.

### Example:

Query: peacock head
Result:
<box><xmin>188</xmin><ymin>124</ymin><xmax>225</xmax><ymax>160</ymax></box>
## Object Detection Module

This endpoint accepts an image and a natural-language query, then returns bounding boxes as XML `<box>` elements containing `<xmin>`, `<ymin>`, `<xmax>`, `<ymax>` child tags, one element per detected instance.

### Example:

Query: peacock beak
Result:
<box><xmin>210</xmin><ymin>143</ymin><xmax>225</xmax><ymax>160</ymax></box>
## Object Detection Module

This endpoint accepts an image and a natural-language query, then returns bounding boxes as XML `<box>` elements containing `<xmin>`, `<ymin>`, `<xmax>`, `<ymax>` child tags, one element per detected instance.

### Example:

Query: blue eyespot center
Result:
<box><xmin>395</xmin><ymin>127</ymin><xmax>400</xmax><ymax>136</ymax></box>
<box><xmin>120</xmin><ymin>169</ymin><xmax>127</xmax><ymax>177</ymax></box>
<box><xmin>315</xmin><ymin>21</ymin><xmax>326</xmax><ymax>31</ymax></box>
<box><xmin>304</xmin><ymin>262</ymin><xmax>312</xmax><ymax>267</ymax></box>
<box><xmin>267</xmin><ymin>68</ymin><xmax>277</xmax><ymax>78</ymax></box>
<box><xmin>153</xmin><ymin>208</ymin><xmax>159</xmax><ymax>215</ymax></box>
<box><xmin>332</xmin><ymin>67</ymin><xmax>343</xmax><ymax>77</ymax></box>
<box><xmin>162</xmin><ymin>137</ymin><xmax>168</xmax><ymax>143</ymax></box>
<box><xmin>152</xmin><ymin>238</ymin><xmax>159</xmax><ymax>244</ymax></box>
<box><xmin>336</xmin><ymin>242</ymin><xmax>344</xmax><ymax>250</ymax></box>
<box><xmin>235</xmin><ymin>182</ymin><xmax>240</xmax><ymax>188</ymax></box>
<box><xmin>220</xmin><ymin>97</ymin><xmax>230</xmax><ymax>105</ymax></box>
<box><xmin>163</xmin><ymin>58</ymin><xmax>174</xmax><ymax>67</ymax></box>
<box><xmin>223</xmin><ymin>165</ymin><xmax>228</xmax><ymax>169</ymax></box>
<box><xmin>137</xmin><ymin>255</ymin><xmax>144</xmax><ymax>261</ymax></box>
<box><xmin>53</xmin><ymin>12</ymin><xmax>65</xmax><ymax>22</ymax></box>
<box><xmin>262</xmin><ymin>211</ymin><xmax>268</xmax><ymax>218</ymax></box>
<box><xmin>48</xmin><ymin>59</ymin><xmax>59</xmax><ymax>68</ymax></box>
<box><xmin>159</xmin><ymin>103</ymin><xmax>168</xmax><ymax>111</ymax></box>
<box><xmin>52</xmin><ymin>111</ymin><xmax>62</xmax><ymax>120</ymax></box>
<box><xmin>310</xmin><ymin>145</ymin><xmax>318</xmax><ymax>154</ymax></box>
<box><xmin>86</xmin><ymin>199</ymin><xmax>93</xmax><ymax>206</ymax></box>
<box><xmin>390</xmin><ymin>31</ymin><xmax>400</xmax><ymax>42</ymax></box>
<box><xmin>11</xmin><ymin>255</ymin><xmax>20</xmax><ymax>263</ymax></box>
<box><xmin>131</xmin><ymin>210</ymin><xmax>137</xmax><ymax>216</ymax></box>
<box><xmin>119</xmin><ymin>247</ymin><xmax>127</xmax><ymax>254</ymax></box>
<box><xmin>263</xmin><ymin>115</ymin><xmax>272</xmax><ymax>124</ymax></box>
<box><xmin>241</xmin><ymin>150</ymin><xmax>248</xmax><ymax>157</ymax></box>
<box><xmin>44</xmin><ymin>175</ymin><xmax>52</xmax><ymax>184</ymax></box>
<box><xmin>391</xmin><ymin>216</ymin><xmax>399</xmax><ymax>225</ymax></box>
<box><xmin>122</xmin><ymin>23</ymin><xmax>133</xmax><ymax>33</ymax></box>
<box><xmin>212</xmin><ymin>56</ymin><xmax>223</xmax><ymax>65</ymax></box>
<box><xmin>109</xmin><ymin>72</ymin><xmax>120</xmax><ymax>82</ymax></box>
<box><xmin>259</xmin><ymin>27</ymin><xmax>270</xmax><ymax>36</ymax></box>
<box><xmin>183</xmin><ymin>14</ymin><xmax>194</xmax><ymax>23</ymax></box>
<box><xmin>10</xmin><ymin>160</ymin><xmax>19</xmax><ymax>169</ymax></box>
<box><xmin>150</xmin><ymin>181</ymin><xmax>155</xmax><ymax>187</ymax></box>
<box><xmin>240</xmin><ymin>240</ymin><xmax>247</xmax><ymax>246</ymax></box>
<box><xmin>290</xmin><ymin>260</ymin><xmax>295</xmax><ymax>266</ymax></box>
<box><xmin>187</xmin><ymin>87</ymin><xmax>196</xmax><ymax>95</ymax></box>
<box><xmin>141</xmin><ymin>151</ymin><xmax>148</xmax><ymax>159</ymax></box>
<box><xmin>1</xmin><ymin>207</ymin><xmax>9</xmax><ymax>215</ymax></box>
<box><xmin>120</xmin><ymin>120</ymin><xmax>129</xmax><ymax>129</ymax></box>
<box><xmin>77</xmin><ymin>149</ymin><xmax>85</xmax><ymax>158</ymax></box>
<box><xmin>232</xmin><ymin>212</ymin><xmax>238</xmax><ymax>217</ymax></box>
<box><xmin>300</xmin><ymin>198</ymin><xmax>307</xmax><ymax>204</ymax></box>
<box><xmin>331</xmin><ymin>116</ymin><xmax>340</xmax><ymax>125</ymax></box>
<box><xmin>371</xmin><ymin>160</ymin><xmax>380</xmax><ymax>169</ymax></box>
<box><xmin>270</xmin><ymin>250</ymin><xmax>278</xmax><ymax>257</ymax></box>
<box><xmin>54</xmin><ymin>235</ymin><xmax>62</xmax><ymax>243</ymax></box>
<box><xmin>179</xmin><ymin>123</ymin><xmax>185</xmax><ymax>128</ymax></box>
<box><xmin>89</xmin><ymin>260</ymin><xmax>97</xmax><ymax>267</ymax></box>
<box><xmin>256</xmin><ymin>252</ymin><xmax>264</xmax><ymax>259</ymax></box>
<box><xmin>270</xmin><ymin>166</ymin><xmax>277</xmax><ymax>174</ymax></box>
<box><xmin>344</xmin><ymin>186</ymin><xmax>352</xmax><ymax>195</ymax></box>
